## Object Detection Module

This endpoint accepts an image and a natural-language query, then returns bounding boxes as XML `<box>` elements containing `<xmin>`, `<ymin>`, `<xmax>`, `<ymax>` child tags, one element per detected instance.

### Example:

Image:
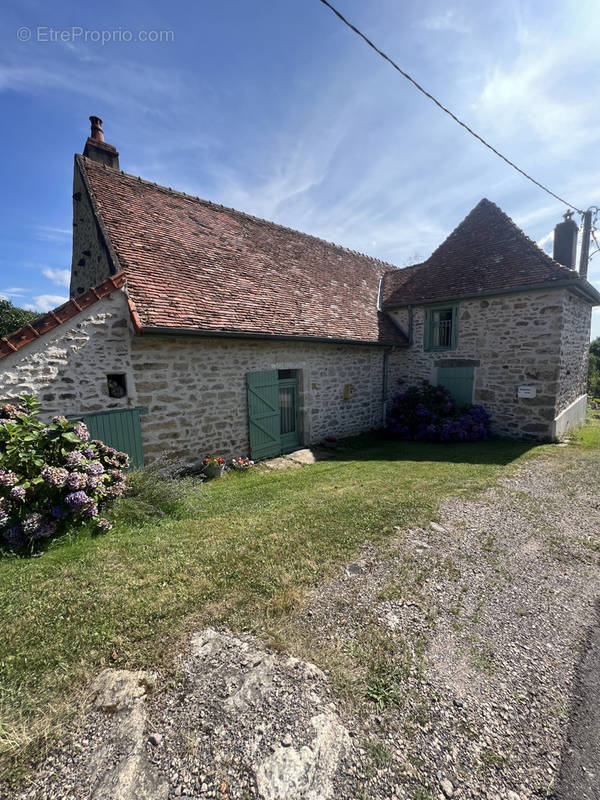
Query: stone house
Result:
<box><xmin>0</xmin><ymin>118</ymin><xmax>598</xmax><ymax>466</ymax></box>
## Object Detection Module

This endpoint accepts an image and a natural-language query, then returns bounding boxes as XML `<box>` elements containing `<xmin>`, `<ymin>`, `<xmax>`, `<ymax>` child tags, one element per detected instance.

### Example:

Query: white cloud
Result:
<box><xmin>537</xmin><ymin>231</ymin><xmax>554</xmax><ymax>254</ymax></box>
<box><xmin>477</xmin><ymin>25</ymin><xmax>599</xmax><ymax>157</ymax></box>
<box><xmin>420</xmin><ymin>10</ymin><xmax>469</xmax><ymax>34</ymax></box>
<box><xmin>34</xmin><ymin>226</ymin><xmax>71</xmax><ymax>243</ymax></box>
<box><xmin>42</xmin><ymin>268</ymin><xmax>71</xmax><ymax>288</ymax></box>
<box><xmin>0</xmin><ymin>287</ymin><xmax>27</xmax><ymax>297</ymax></box>
<box><xmin>27</xmin><ymin>294</ymin><xmax>68</xmax><ymax>313</ymax></box>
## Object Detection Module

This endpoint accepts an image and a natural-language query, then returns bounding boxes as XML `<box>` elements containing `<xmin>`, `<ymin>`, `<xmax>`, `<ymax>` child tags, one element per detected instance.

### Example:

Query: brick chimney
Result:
<box><xmin>83</xmin><ymin>116</ymin><xmax>120</xmax><ymax>169</ymax></box>
<box><xmin>552</xmin><ymin>210</ymin><xmax>578</xmax><ymax>269</ymax></box>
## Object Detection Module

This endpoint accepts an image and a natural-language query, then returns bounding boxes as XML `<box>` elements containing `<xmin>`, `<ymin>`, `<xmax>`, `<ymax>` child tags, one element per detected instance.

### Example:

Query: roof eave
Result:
<box><xmin>135</xmin><ymin>325</ymin><xmax>408</xmax><ymax>348</ymax></box>
<box><xmin>382</xmin><ymin>277</ymin><xmax>600</xmax><ymax>309</ymax></box>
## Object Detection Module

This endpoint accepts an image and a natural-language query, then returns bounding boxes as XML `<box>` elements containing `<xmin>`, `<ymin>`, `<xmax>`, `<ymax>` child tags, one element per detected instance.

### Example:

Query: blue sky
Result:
<box><xmin>1</xmin><ymin>0</ymin><xmax>599</xmax><ymax>337</ymax></box>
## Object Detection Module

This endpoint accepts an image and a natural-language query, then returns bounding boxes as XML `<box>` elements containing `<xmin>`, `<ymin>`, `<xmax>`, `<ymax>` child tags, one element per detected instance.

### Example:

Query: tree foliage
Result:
<box><xmin>0</xmin><ymin>299</ymin><xmax>39</xmax><ymax>338</ymax></box>
<box><xmin>589</xmin><ymin>337</ymin><xmax>600</xmax><ymax>399</ymax></box>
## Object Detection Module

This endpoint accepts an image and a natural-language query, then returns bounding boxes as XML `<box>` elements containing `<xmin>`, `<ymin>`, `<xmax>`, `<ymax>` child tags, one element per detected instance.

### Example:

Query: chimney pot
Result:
<box><xmin>89</xmin><ymin>116</ymin><xmax>105</xmax><ymax>142</ymax></box>
<box><xmin>552</xmin><ymin>211</ymin><xmax>578</xmax><ymax>269</ymax></box>
<box><xmin>83</xmin><ymin>115</ymin><xmax>119</xmax><ymax>169</ymax></box>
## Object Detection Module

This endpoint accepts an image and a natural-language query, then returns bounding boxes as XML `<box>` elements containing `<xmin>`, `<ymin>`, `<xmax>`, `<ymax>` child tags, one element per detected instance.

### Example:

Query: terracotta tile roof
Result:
<box><xmin>79</xmin><ymin>156</ymin><xmax>407</xmax><ymax>346</ymax></box>
<box><xmin>381</xmin><ymin>198</ymin><xmax>600</xmax><ymax>307</ymax></box>
<box><xmin>0</xmin><ymin>273</ymin><xmax>127</xmax><ymax>361</ymax></box>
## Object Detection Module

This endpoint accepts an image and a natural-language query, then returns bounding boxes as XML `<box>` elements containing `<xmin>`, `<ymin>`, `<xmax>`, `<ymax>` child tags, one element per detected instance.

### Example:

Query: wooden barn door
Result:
<box><xmin>247</xmin><ymin>371</ymin><xmax>281</xmax><ymax>460</ymax></box>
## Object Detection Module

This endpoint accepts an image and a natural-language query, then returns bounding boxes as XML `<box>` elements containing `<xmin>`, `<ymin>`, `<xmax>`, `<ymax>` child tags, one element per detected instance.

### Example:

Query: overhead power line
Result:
<box><xmin>318</xmin><ymin>0</ymin><xmax>584</xmax><ymax>215</ymax></box>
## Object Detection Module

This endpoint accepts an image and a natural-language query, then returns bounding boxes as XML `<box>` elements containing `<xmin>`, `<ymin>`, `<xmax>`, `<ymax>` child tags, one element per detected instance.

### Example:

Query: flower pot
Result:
<box><xmin>203</xmin><ymin>464</ymin><xmax>225</xmax><ymax>479</ymax></box>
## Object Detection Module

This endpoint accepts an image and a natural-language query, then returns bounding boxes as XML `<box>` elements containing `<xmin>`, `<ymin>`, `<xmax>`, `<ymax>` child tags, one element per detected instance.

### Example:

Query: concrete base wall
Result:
<box><xmin>552</xmin><ymin>394</ymin><xmax>588</xmax><ymax>440</ymax></box>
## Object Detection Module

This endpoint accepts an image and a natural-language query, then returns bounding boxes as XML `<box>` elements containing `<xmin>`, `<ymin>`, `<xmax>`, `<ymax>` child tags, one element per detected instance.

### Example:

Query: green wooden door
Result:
<box><xmin>247</xmin><ymin>370</ymin><xmax>281</xmax><ymax>460</ymax></box>
<box><xmin>278</xmin><ymin>377</ymin><xmax>300</xmax><ymax>452</ymax></box>
<box><xmin>437</xmin><ymin>367</ymin><xmax>474</xmax><ymax>408</ymax></box>
<box><xmin>73</xmin><ymin>407</ymin><xmax>147</xmax><ymax>468</ymax></box>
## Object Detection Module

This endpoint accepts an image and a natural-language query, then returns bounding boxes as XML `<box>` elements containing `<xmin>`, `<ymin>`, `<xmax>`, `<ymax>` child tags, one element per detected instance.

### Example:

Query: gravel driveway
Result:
<box><xmin>12</xmin><ymin>441</ymin><xmax>600</xmax><ymax>800</ymax></box>
<box><xmin>287</xmin><ymin>442</ymin><xmax>600</xmax><ymax>799</ymax></box>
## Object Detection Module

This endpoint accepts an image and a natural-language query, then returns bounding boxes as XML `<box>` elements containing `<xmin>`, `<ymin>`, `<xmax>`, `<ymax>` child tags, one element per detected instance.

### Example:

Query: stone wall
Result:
<box><xmin>387</xmin><ymin>289</ymin><xmax>570</xmax><ymax>440</ymax></box>
<box><xmin>131</xmin><ymin>336</ymin><xmax>386</xmax><ymax>464</ymax></box>
<box><xmin>0</xmin><ymin>291</ymin><xmax>136</xmax><ymax>417</ymax></box>
<box><xmin>70</xmin><ymin>158</ymin><xmax>114</xmax><ymax>298</ymax></box>
<box><xmin>556</xmin><ymin>290</ymin><xmax>591</xmax><ymax>414</ymax></box>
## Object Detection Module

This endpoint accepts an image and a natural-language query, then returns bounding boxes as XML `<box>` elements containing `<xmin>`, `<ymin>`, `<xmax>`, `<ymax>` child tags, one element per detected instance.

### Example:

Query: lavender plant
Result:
<box><xmin>387</xmin><ymin>381</ymin><xmax>491</xmax><ymax>442</ymax></box>
<box><xmin>0</xmin><ymin>395</ymin><xmax>129</xmax><ymax>552</ymax></box>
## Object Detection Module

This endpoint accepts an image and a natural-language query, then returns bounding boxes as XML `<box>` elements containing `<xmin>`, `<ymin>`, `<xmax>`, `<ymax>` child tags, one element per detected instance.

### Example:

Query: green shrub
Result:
<box><xmin>0</xmin><ymin>395</ymin><xmax>129</xmax><ymax>552</ymax></box>
<box><xmin>387</xmin><ymin>381</ymin><xmax>491</xmax><ymax>441</ymax></box>
<box><xmin>588</xmin><ymin>352</ymin><xmax>600</xmax><ymax>399</ymax></box>
<box><xmin>110</xmin><ymin>455</ymin><xmax>205</xmax><ymax>523</ymax></box>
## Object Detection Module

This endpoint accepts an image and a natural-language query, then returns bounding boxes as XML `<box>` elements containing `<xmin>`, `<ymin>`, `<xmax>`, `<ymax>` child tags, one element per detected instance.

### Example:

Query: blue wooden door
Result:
<box><xmin>437</xmin><ymin>367</ymin><xmax>474</xmax><ymax>408</ymax></box>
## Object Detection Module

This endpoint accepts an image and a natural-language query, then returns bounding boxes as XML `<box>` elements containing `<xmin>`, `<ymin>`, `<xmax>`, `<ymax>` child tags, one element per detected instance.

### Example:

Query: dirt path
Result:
<box><xmin>12</xmin><ymin>442</ymin><xmax>600</xmax><ymax>800</ymax></box>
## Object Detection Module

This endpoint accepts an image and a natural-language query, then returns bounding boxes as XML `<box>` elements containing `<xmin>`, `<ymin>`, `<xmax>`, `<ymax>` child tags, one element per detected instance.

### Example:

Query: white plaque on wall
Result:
<box><xmin>517</xmin><ymin>384</ymin><xmax>537</xmax><ymax>399</ymax></box>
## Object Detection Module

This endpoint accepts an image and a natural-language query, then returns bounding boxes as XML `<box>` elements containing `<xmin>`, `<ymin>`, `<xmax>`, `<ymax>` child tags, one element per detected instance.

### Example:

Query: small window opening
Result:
<box><xmin>278</xmin><ymin>369</ymin><xmax>296</xmax><ymax>379</ymax></box>
<box><xmin>107</xmin><ymin>373</ymin><xmax>127</xmax><ymax>398</ymax></box>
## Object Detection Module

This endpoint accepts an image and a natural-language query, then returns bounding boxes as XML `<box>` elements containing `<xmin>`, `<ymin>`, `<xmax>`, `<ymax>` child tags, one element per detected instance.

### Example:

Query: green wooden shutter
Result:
<box><xmin>72</xmin><ymin>407</ymin><xmax>147</xmax><ymax>468</ymax></box>
<box><xmin>437</xmin><ymin>366</ymin><xmax>474</xmax><ymax>408</ymax></box>
<box><xmin>423</xmin><ymin>309</ymin><xmax>431</xmax><ymax>351</ymax></box>
<box><xmin>247</xmin><ymin>370</ymin><xmax>281</xmax><ymax>460</ymax></box>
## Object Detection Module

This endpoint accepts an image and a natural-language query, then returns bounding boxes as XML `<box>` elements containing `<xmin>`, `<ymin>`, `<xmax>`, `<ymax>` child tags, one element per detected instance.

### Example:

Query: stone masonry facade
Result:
<box><xmin>130</xmin><ymin>336</ymin><xmax>385</xmax><ymax>463</ymax></box>
<box><xmin>386</xmin><ymin>288</ymin><xmax>585</xmax><ymax>440</ymax></box>
<box><xmin>0</xmin><ymin>291</ymin><xmax>137</xmax><ymax>417</ymax></box>
<box><xmin>557</xmin><ymin>291</ymin><xmax>591</xmax><ymax>412</ymax></box>
<box><xmin>0</xmin><ymin>285</ymin><xmax>592</xmax><ymax>463</ymax></box>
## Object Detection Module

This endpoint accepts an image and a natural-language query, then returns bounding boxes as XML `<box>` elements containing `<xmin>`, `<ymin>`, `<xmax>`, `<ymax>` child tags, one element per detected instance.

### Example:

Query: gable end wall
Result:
<box><xmin>70</xmin><ymin>159</ymin><xmax>114</xmax><ymax>298</ymax></box>
<box><xmin>0</xmin><ymin>291</ymin><xmax>136</xmax><ymax>417</ymax></box>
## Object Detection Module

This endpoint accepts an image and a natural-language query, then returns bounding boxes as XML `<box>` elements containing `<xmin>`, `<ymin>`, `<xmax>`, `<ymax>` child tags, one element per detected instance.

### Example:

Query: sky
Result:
<box><xmin>1</xmin><ymin>0</ymin><xmax>599</xmax><ymax>338</ymax></box>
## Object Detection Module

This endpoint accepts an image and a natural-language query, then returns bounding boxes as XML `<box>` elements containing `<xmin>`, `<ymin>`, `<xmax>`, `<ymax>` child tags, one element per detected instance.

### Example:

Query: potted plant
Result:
<box><xmin>230</xmin><ymin>456</ymin><xmax>254</xmax><ymax>472</ymax></box>
<box><xmin>202</xmin><ymin>455</ymin><xmax>225</xmax><ymax>479</ymax></box>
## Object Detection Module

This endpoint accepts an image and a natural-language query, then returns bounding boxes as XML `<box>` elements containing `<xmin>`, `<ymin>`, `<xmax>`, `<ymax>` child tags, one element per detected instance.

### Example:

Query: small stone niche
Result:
<box><xmin>107</xmin><ymin>373</ymin><xmax>127</xmax><ymax>398</ymax></box>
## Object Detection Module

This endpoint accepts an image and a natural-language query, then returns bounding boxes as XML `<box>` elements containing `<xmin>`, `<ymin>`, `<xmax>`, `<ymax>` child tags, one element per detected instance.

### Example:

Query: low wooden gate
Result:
<box><xmin>72</xmin><ymin>407</ymin><xmax>148</xmax><ymax>468</ymax></box>
<box><xmin>437</xmin><ymin>366</ymin><xmax>475</xmax><ymax>408</ymax></box>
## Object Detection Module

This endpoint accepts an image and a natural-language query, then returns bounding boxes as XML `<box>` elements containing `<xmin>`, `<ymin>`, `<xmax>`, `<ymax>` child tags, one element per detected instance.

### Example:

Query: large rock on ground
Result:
<box><xmin>87</xmin><ymin>669</ymin><xmax>168</xmax><ymax>800</ymax></box>
<box><xmin>146</xmin><ymin>628</ymin><xmax>353</xmax><ymax>799</ymax></box>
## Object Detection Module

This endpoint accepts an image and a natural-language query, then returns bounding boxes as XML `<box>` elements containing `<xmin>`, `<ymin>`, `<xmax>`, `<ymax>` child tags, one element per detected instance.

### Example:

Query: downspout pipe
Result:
<box><xmin>382</xmin><ymin>347</ymin><xmax>395</xmax><ymax>427</ymax></box>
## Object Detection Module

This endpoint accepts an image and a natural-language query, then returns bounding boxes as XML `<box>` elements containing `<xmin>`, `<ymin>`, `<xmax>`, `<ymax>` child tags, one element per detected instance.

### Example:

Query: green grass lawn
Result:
<box><xmin>0</xmin><ymin>433</ymin><xmax>549</xmax><ymax>779</ymax></box>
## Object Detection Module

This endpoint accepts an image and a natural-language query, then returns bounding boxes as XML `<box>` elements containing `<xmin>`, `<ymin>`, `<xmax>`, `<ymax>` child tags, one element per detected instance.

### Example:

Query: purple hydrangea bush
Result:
<box><xmin>0</xmin><ymin>395</ymin><xmax>129</xmax><ymax>552</ymax></box>
<box><xmin>387</xmin><ymin>381</ymin><xmax>491</xmax><ymax>442</ymax></box>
